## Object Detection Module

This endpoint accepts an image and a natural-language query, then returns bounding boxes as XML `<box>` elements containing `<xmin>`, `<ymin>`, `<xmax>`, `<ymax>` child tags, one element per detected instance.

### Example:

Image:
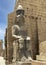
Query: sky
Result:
<box><xmin>0</xmin><ymin>0</ymin><xmax>16</xmax><ymax>40</ymax></box>
<box><xmin>0</xmin><ymin>0</ymin><xmax>16</xmax><ymax>48</ymax></box>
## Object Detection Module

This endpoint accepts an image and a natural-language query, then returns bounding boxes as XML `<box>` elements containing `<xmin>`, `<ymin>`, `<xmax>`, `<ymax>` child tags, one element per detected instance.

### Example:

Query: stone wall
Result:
<box><xmin>7</xmin><ymin>12</ymin><xmax>16</xmax><ymax>62</ymax></box>
<box><xmin>0</xmin><ymin>40</ymin><xmax>3</xmax><ymax>56</ymax></box>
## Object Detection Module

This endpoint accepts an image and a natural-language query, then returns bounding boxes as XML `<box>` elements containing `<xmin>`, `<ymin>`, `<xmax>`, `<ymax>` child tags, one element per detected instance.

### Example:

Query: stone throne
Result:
<box><xmin>12</xmin><ymin>4</ymin><xmax>32</xmax><ymax>62</ymax></box>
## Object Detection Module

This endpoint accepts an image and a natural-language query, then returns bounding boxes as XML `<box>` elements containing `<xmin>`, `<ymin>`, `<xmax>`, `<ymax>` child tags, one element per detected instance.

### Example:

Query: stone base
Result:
<box><xmin>6</xmin><ymin>61</ymin><xmax>31</xmax><ymax>65</ymax></box>
<box><xmin>31</xmin><ymin>60</ymin><xmax>46</xmax><ymax>65</ymax></box>
<box><xmin>16</xmin><ymin>61</ymin><xmax>46</xmax><ymax>65</ymax></box>
<box><xmin>36</xmin><ymin>55</ymin><xmax>46</xmax><ymax>61</ymax></box>
<box><xmin>16</xmin><ymin>62</ymin><xmax>31</xmax><ymax>65</ymax></box>
<box><xmin>7</xmin><ymin>60</ymin><xmax>46</xmax><ymax>65</ymax></box>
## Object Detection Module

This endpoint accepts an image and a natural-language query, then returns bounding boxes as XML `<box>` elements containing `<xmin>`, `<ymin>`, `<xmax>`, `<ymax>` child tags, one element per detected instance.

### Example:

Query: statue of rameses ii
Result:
<box><xmin>12</xmin><ymin>4</ymin><xmax>32</xmax><ymax>61</ymax></box>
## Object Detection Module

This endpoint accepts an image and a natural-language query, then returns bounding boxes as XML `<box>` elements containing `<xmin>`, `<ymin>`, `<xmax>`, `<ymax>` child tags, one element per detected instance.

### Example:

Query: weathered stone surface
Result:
<box><xmin>39</xmin><ymin>41</ymin><xmax>46</xmax><ymax>53</ymax></box>
<box><xmin>36</xmin><ymin>55</ymin><xmax>46</xmax><ymax>61</ymax></box>
<box><xmin>0</xmin><ymin>57</ymin><xmax>6</xmax><ymax>65</ymax></box>
<box><xmin>7</xmin><ymin>60</ymin><xmax>46</xmax><ymax>65</ymax></box>
<box><xmin>17</xmin><ymin>62</ymin><xmax>31</xmax><ymax>65</ymax></box>
<box><xmin>31</xmin><ymin>60</ymin><xmax>46</xmax><ymax>65</ymax></box>
<box><xmin>36</xmin><ymin>41</ymin><xmax>46</xmax><ymax>61</ymax></box>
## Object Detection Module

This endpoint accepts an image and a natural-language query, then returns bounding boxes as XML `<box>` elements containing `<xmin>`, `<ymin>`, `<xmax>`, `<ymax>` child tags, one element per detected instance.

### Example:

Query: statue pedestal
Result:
<box><xmin>31</xmin><ymin>60</ymin><xmax>46</xmax><ymax>65</ymax></box>
<box><xmin>36</xmin><ymin>55</ymin><xmax>46</xmax><ymax>61</ymax></box>
<box><xmin>36</xmin><ymin>41</ymin><xmax>46</xmax><ymax>61</ymax></box>
<box><xmin>16</xmin><ymin>61</ymin><xmax>31</xmax><ymax>65</ymax></box>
